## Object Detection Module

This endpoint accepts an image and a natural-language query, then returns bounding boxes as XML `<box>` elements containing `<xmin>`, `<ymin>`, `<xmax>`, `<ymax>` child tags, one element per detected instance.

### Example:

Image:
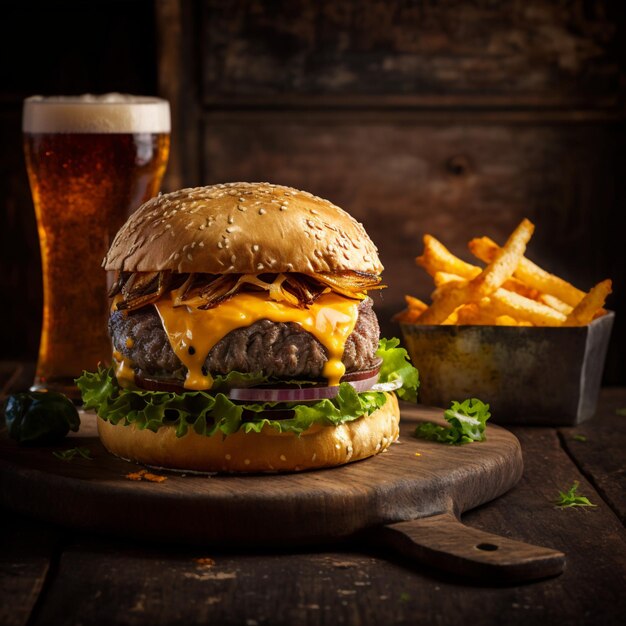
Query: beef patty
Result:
<box><xmin>109</xmin><ymin>298</ymin><xmax>380</xmax><ymax>382</ymax></box>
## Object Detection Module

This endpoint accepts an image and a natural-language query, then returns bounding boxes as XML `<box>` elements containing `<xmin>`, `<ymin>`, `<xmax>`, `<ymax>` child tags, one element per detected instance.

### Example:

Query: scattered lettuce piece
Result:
<box><xmin>53</xmin><ymin>446</ymin><xmax>93</xmax><ymax>461</ymax></box>
<box><xmin>76</xmin><ymin>337</ymin><xmax>419</xmax><ymax>439</ymax></box>
<box><xmin>414</xmin><ymin>398</ymin><xmax>491</xmax><ymax>445</ymax></box>
<box><xmin>555</xmin><ymin>481</ymin><xmax>597</xmax><ymax>508</ymax></box>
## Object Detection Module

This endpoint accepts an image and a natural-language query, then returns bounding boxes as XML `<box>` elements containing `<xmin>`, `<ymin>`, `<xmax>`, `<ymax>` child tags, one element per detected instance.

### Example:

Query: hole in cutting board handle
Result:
<box><xmin>370</xmin><ymin>513</ymin><xmax>565</xmax><ymax>583</ymax></box>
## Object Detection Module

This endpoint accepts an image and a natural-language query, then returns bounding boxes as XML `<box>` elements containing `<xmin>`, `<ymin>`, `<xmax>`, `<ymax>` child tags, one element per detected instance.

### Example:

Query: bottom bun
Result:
<box><xmin>97</xmin><ymin>392</ymin><xmax>400</xmax><ymax>473</ymax></box>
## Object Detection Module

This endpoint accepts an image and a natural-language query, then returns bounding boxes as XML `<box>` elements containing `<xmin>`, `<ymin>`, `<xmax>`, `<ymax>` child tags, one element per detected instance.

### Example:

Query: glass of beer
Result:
<box><xmin>23</xmin><ymin>94</ymin><xmax>170</xmax><ymax>399</ymax></box>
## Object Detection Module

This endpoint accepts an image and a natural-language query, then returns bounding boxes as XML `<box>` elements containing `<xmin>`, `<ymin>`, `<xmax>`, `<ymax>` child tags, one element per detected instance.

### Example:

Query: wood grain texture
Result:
<box><xmin>156</xmin><ymin>0</ymin><xmax>201</xmax><ymax>192</ymax></box>
<box><xmin>374</xmin><ymin>512</ymin><xmax>564</xmax><ymax>582</ymax></box>
<box><xmin>0</xmin><ymin>513</ymin><xmax>58</xmax><ymax>626</ymax></box>
<box><xmin>199</xmin><ymin>0</ymin><xmax>623</xmax><ymax>107</ymax></box>
<box><xmin>558</xmin><ymin>387</ymin><xmax>626</xmax><ymax>524</ymax></box>
<box><xmin>0</xmin><ymin>406</ymin><xmax>523</xmax><ymax>549</ymax></box>
<box><xmin>1</xmin><ymin>377</ymin><xmax>625</xmax><ymax>626</ymax></box>
<box><xmin>457</xmin><ymin>424</ymin><xmax>626</xmax><ymax>626</ymax></box>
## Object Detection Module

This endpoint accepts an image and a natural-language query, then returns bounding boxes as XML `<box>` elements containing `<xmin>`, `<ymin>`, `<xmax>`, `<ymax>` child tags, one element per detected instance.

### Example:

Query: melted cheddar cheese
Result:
<box><xmin>154</xmin><ymin>292</ymin><xmax>360</xmax><ymax>391</ymax></box>
<box><xmin>112</xmin><ymin>349</ymin><xmax>136</xmax><ymax>388</ymax></box>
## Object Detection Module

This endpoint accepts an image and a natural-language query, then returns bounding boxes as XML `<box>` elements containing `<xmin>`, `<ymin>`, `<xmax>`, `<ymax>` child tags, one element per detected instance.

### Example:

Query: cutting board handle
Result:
<box><xmin>373</xmin><ymin>512</ymin><xmax>565</xmax><ymax>583</ymax></box>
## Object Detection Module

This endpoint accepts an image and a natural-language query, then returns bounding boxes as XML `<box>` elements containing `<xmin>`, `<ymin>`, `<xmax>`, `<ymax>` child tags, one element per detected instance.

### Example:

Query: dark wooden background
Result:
<box><xmin>1</xmin><ymin>0</ymin><xmax>625</xmax><ymax>383</ymax></box>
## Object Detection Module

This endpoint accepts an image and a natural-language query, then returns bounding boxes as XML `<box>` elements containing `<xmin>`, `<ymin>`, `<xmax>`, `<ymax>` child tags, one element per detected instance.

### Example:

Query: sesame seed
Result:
<box><xmin>335</xmin><ymin>443</ymin><xmax>341</xmax><ymax>449</ymax></box>
<box><xmin>217</xmin><ymin>242</ymin><xmax>223</xmax><ymax>249</ymax></box>
<box><xmin>198</xmin><ymin>242</ymin><xmax>204</xmax><ymax>247</ymax></box>
<box><xmin>187</xmin><ymin>253</ymin><xmax>193</xmax><ymax>261</ymax></box>
<box><xmin>237</xmin><ymin>205</ymin><xmax>247</xmax><ymax>212</ymax></box>
<box><xmin>363</xmin><ymin>255</ymin><xmax>371</xmax><ymax>262</ymax></box>
<box><xmin>310</xmin><ymin>209</ymin><xmax>318</xmax><ymax>215</ymax></box>
<box><xmin>228</xmin><ymin>216</ymin><xmax>234</xmax><ymax>224</ymax></box>
<box><xmin>231</xmin><ymin>254</ymin><xmax>237</xmax><ymax>263</ymax></box>
<box><xmin>226</xmin><ymin>227</ymin><xmax>233</xmax><ymax>233</ymax></box>
<box><xmin>164</xmin><ymin>224</ymin><xmax>171</xmax><ymax>229</ymax></box>
<box><xmin>199</xmin><ymin>224</ymin><xmax>206</xmax><ymax>230</ymax></box>
<box><xmin>306</xmin><ymin>219</ymin><xmax>314</xmax><ymax>228</ymax></box>
<box><xmin>280</xmin><ymin>454</ymin><xmax>287</xmax><ymax>461</ymax></box>
<box><xmin>252</xmin><ymin>244</ymin><xmax>259</xmax><ymax>252</ymax></box>
<box><xmin>257</xmin><ymin>263</ymin><xmax>264</xmax><ymax>270</ymax></box>
<box><xmin>238</xmin><ymin>197</ymin><xmax>245</xmax><ymax>202</ymax></box>
<box><xmin>279</xmin><ymin>206</ymin><xmax>287</xmax><ymax>211</ymax></box>
<box><xmin>259</xmin><ymin>208</ymin><xmax>266</xmax><ymax>215</ymax></box>
<box><xmin>170</xmin><ymin>230</ymin><xmax>175</xmax><ymax>237</ymax></box>
<box><xmin>311</xmin><ymin>453</ymin><xmax>317</xmax><ymax>461</ymax></box>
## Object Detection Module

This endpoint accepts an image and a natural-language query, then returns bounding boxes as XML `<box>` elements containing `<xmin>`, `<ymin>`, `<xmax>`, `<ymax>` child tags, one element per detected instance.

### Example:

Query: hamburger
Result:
<box><xmin>77</xmin><ymin>182</ymin><xmax>418</xmax><ymax>472</ymax></box>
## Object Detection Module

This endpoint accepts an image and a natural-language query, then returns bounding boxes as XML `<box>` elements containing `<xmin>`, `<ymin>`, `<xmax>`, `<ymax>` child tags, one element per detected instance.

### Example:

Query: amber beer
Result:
<box><xmin>23</xmin><ymin>95</ymin><xmax>170</xmax><ymax>398</ymax></box>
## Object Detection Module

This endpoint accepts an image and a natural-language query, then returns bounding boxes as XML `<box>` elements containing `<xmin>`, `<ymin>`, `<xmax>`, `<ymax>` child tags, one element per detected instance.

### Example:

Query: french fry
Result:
<box><xmin>393</xmin><ymin>309</ymin><xmax>421</xmax><ymax>323</ymax></box>
<box><xmin>495</xmin><ymin>315</ymin><xmax>520</xmax><ymax>326</ymax></box>
<box><xmin>469</xmin><ymin>236</ymin><xmax>585</xmax><ymax>307</ymax></box>
<box><xmin>401</xmin><ymin>219</ymin><xmax>610</xmax><ymax>328</ymax></box>
<box><xmin>392</xmin><ymin>295</ymin><xmax>429</xmax><ymax>323</ymax></box>
<box><xmin>441</xmin><ymin>309</ymin><xmax>460</xmax><ymax>325</ymax></box>
<box><xmin>417</xmin><ymin>235</ymin><xmax>480</xmax><ymax>279</ymax></box>
<box><xmin>404</xmin><ymin>295</ymin><xmax>428</xmax><ymax>312</ymax></box>
<box><xmin>503</xmin><ymin>277</ymin><xmax>540</xmax><ymax>300</ymax></box>
<box><xmin>456</xmin><ymin>303</ymin><xmax>496</xmax><ymax>325</ymax></box>
<box><xmin>433</xmin><ymin>271</ymin><xmax>464</xmax><ymax>287</ymax></box>
<box><xmin>469</xmin><ymin>219</ymin><xmax>534</xmax><ymax>297</ymax></box>
<box><xmin>418</xmin><ymin>280</ymin><xmax>471</xmax><ymax>325</ymax></box>
<box><xmin>538</xmin><ymin>293</ymin><xmax>573</xmax><ymax>316</ymax></box>
<box><xmin>563</xmin><ymin>280</ymin><xmax>612</xmax><ymax>326</ymax></box>
<box><xmin>489</xmin><ymin>289</ymin><xmax>566</xmax><ymax>326</ymax></box>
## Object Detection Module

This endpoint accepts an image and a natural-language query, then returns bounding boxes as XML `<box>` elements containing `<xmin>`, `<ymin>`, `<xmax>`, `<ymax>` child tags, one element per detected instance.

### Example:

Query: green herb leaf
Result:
<box><xmin>572</xmin><ymin>434</ymin><xmax>587</xmax><ymax>442</ymax></box>
<box><xmin>414</xmin><ymin>398</ymin><xmax>491</xmax><ymax>445</ymax></box>
<box><xmin>555</xmin><ymin>481</ymin><xmax>597</xmax><ymax>508</ymax></box>
<box><xmin>53</xmin><ymin>446</ymin><xmax>93</xmax><ymax>462</ymax></box>
<box><xmin>75</xmin><ymin>338</ymin><xmax>419</xmax><ymax>438</ymax></box>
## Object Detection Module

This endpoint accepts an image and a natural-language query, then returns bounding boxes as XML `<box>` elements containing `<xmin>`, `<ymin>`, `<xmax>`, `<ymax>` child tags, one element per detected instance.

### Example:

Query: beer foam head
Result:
<box><xmin>23</xmin><ymin>94</ymin><xmax>171</xmax><ymax>134</ymax></box>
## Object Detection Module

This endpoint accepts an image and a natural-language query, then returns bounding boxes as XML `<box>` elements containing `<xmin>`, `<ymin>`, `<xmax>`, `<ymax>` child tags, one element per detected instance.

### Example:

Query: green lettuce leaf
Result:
<box><xmin>77</xmin><ymin>337</ymin><xmax>418</xmax><ymax>438</ymax></box>
<box><xmin>376</xmin><ymin>337</ymin><xmax>419</xmax><ymax>402</ymax></box>
<box><xmin>414</xmin><ymin>398</ymin><xmax>491</xmax><ymax>445</ymax></box>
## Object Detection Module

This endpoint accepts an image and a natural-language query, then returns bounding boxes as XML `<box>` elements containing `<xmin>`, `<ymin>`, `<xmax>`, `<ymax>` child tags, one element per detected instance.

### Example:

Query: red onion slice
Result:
<box><xmin>228</xmin><ymin>373</ymin><xmax>380</xmax><ymax>403</ymax></box>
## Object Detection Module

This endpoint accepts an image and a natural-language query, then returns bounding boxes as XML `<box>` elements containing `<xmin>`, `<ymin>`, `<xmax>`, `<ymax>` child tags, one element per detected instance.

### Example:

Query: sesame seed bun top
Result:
<box><xmin>103</xmin><ymin>182</ymin><xmax>383</xmax><ymax>275</ymax></box>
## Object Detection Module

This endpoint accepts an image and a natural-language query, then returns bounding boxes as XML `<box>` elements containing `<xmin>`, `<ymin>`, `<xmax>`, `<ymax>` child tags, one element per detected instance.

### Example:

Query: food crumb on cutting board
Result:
<box><xmin>125</xmin><ymin>469</ymin><xmax>167</xmax><ymax>483</ymax></box>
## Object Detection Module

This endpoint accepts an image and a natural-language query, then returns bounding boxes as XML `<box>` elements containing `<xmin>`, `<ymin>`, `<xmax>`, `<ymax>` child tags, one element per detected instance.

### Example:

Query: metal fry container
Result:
<box><xmin>400</xmin><ymin>312</ymin><xmax>614</xmax><ymax>426</ymax></box>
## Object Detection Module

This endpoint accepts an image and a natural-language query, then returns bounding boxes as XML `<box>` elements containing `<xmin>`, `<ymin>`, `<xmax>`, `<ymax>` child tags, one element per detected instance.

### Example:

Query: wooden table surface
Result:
<box><xmin>1</xmin><ymin>362</ymin><xmax>625</xmax><ymax>626</ymax></box>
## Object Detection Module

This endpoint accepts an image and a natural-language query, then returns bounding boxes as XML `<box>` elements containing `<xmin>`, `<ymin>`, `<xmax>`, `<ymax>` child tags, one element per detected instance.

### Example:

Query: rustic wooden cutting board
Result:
<box><xmin>0</xmin><ymin>405</ymin><xmax>564</xmax><ymax>582</ymax></box>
